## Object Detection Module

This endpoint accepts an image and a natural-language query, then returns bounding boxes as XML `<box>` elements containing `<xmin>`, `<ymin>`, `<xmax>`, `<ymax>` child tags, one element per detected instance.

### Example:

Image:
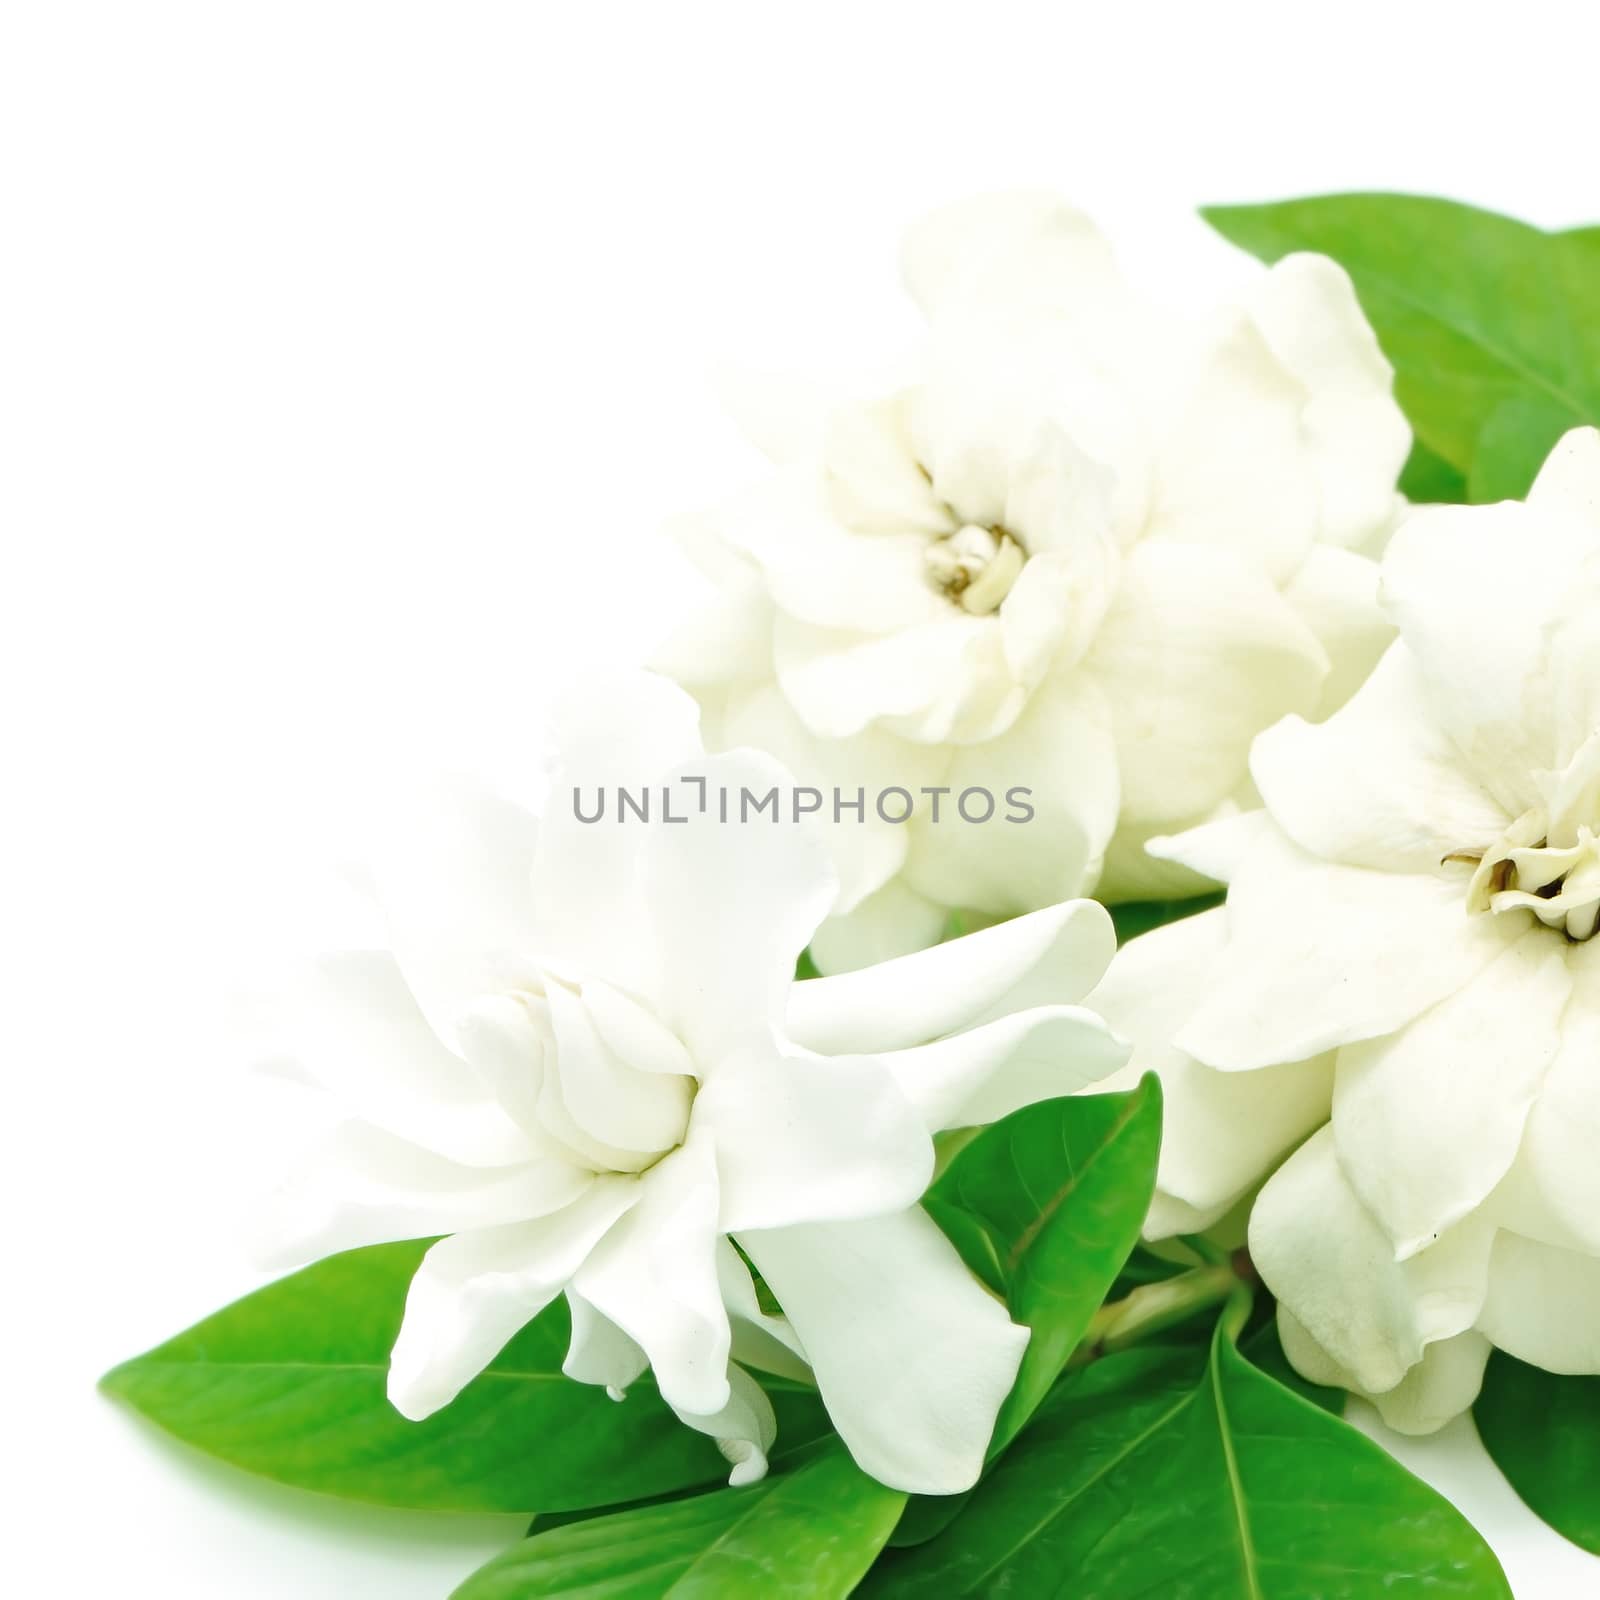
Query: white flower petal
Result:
<box><xmin>1250</xmin><ymin>643</ymin><xmax>1510</xmax><ymax>874</ymax></box>
<box><xmin>1176</xmin><ymin>825</ymin><xmax>1517</xmax><ymax>1070</ymax></box>
<box><xmin>533</xmin><ymin>673</ymin><xmax>705</xmax><ymax>996</ymax></box>
<box><xmin>741</xmin><ymin>1209</ymin><xmax>1027</xmax><ymax>1494</ymax></box>
<box><xmin>1238</xmin><ymin>255</ymin><xmax>1410</xmax><ymax>552</ymax></box>
<box><xmin>808</xmin><ymin>878</ymin><xmax>948</xmax><ymax>976</ymax></box>
<box><xmin>1095</xmin><ymin>812</ymin><xmax>1233</xmax><ymax>902</ymax></box>
<box><xmin>824</xmin><ymin>395</ymin><xmax>953</xmax><ymax>537</ymax></box>
<box><xmin>562</xmin><ymin>1289</ymin><xmax>648</xmax><ymax>1396</ymax></box>
<box><xmin>1526</xmin><ymin>425</ymin><xmax>1600</xmax><ymax>526</ymax></box>
<box><xmin>1490</xmin><ymin>951</ymin><xmax>1600</xmax><ymax>1254</ymax></box>
<box><xmin>1380</xmin><ymin>500</ymin><xmax>1598</xmax><ymax>812</ymax></box>
<box><xmin>1000</xmin><ymin>424</ymin><xmax>1121</xmax><ymax>569</ymax></box>
<box><xmin>651</xmin><ymin>521</ymin><xmax>775</xmax><ymax>695</ymax></box>
<box><xmin>1363</xmin><ymin>1334</ymin><xmax>1493</xmax><ymax>1435</ymax></box>
<box><xmin>1145</xmin><ymin>309</ymin><xmax>1320</xmax><ymax>584</ymax></box>
<box><xmin>1145</xmin><ymin>807</ymin><xmax>1272</xmax><ymax>887</ymax></box>
<box><xmin>254</xmin><ymin>952</ymin><xmax>535</xmax><ymax>1167</ymax></box>
<box><xmin>774</xmin><ymin>608</ymin><xmax>1026</xmax><ymax>746</ymax></box>
<box><xmin>1280</xmin><ymin>543</ymin><xmax>1395</xmax><ymax>719</ymax></box>
<box><xmin>254</xmin><ymin>1122</ymin><xmax>592</xmax><ymax>1270</ymax></box>
<box><xmin>1152</xmin><ymin>1052</ymin><xmax>1335</xmax><ymax>1236</ymax></box>
<box><xmin>1086</xmin><ymin>910</ymin><xmax>1333</xmax><ymax>1233</ymax></box>
<box><xmin>875</xmin><ymin>1006</ymin><xmax>1128</xmax><ymax>1134</ymax></box>
<box><xmin>1143</xmin><ymin>1189</ymin><xmax>1228</xmax><ymax>1242</ymax></box>
<box><xmin>995</xmin><ymin>552</ymin><xmax>1080</xmax><ymax>685</ymax></box>
<box><xmin>715</xmin><ymin>1240</ymin><xmax>811</xmax><ymax>1384</ymax></box>
<box><xmin>1277</xmin><ymin>1309</ymin><xmax>1490</xmax><ymax>1435</ymax></box>
<box><xmin>544</xmin><ymin>979</ymin><xmax>691</xmax><ymax>1159</ymax></box>
<box><xmin>370</xmin><ymin>777</ymin><xmax>543</xmax><ymax>1044</ymax></box>
<box><xmin>570</xmin><ymin>1134</ymin><xmax>731</xmax><ymax>1419</ymax></box>
<box><xmin>455</xmin><ymin>992</ymin><xmax>655</xmax><ymax>1174</ymax></box>
<box><xmin>644</xmin><ymin>750</ymin><xmax>837</xmax><ymax>1058</ymax></box>
<box><xmin>698</xmin><ymin>1044</ymin><xmax>932</xmax><ymax>1230</ymax></box>
<box><xmin>1248</xmin><ymin>1128</ymin><xmax>1493</xmax><ymax>1395</ymax></box>
<box><xmin>670</xmin><ymin>1362</ymin><xmax>779</xmax><ymax>1488</ymax></box>
<box><xmin>580</xmin><ymin>978</ymin><xmax>696</xmax><ymax>1078</ymax></box>
<box><xmin>1146</xmin><ymin>256</ymin><xmax>1407</xmax><ymax>580</ymax></box>
<box><xmin>1550</xmin><ymin>605</ymin><xmax>1600</xmax><ymax>782</ymax></box>
<box><xmin>1085</xmin><ymin>539</ymin><xmax>1328</xmax><ymax>828</ymax></box>
<box><xmin>713</xmin><ymin>470</ymin><xmax>948</xmax><ymax>635</ymax></box>
<box><xmin>1332</xmin><ymin>932</ymin><xmax>1571</xmax><ymax>1255</ymax></box>
<box><xmin>1274</xmin><ymin>1306</ymin><xmax>1349</xmax><ymax>1392</ymax></box>
<box><xmin>716</xmin><ymin>681</ymin><xmax>937</xmax><ymax>915</ymax></box>
<box><xmin>909</xmin><ymin>323</ymin><xmax>1150</xmax><ymax>546</ymax></box>
<box><xmin>899</xmin><ymin>670</ymin><xmax>1119</xmax><ymax>918</ymax></box>
<box><xmin>787</xmin><ymin>898</ymin><xmax>1115</xmax><ymax>1055</ymax></box>
<box><xmin>387</xmin><ymin>1179</ymin><xmax>638</xmax><ymax>1419</ymax></box>
<box><xmin>1477</xmin><ymin>1230</ymin><xmax>1600</xmax><ymax>1374</ymax></box>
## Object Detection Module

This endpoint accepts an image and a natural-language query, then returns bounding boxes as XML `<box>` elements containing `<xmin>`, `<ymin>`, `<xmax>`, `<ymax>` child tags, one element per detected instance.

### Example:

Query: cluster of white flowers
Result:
<box><xmin>258</xmin><ymin>189</ymin><xmax>1599</xmax><ymax>1489</ymax></box>
<box><xmin>658</xmin><ymin>192</ymin><xmax>1409</xmax><ymax>971</ymax></box>
<box><xmin>1093</xmin><ymin>428</ymin><xmax>1600</xmax><ymax>1433</ymax></box>
<box><xmin>254</xmin><ymin>674</ymin><xmax>1123</xmax><ymax>1493</ymax></box>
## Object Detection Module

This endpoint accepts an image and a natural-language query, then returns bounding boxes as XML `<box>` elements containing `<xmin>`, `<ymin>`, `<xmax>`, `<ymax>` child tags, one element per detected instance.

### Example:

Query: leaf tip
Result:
<box><xmin>97</xmin><ymin>1358</ymin><xmax>136</xmax><ymax>1398</ymax></box>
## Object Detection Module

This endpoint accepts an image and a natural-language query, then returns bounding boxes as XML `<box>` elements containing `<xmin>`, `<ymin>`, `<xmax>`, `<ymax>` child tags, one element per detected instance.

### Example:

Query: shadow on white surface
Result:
<box><xmin>1349</xmin><ymin>1403</ymin><xmax>1599</xmax><ymax>1597</ymax></box>
<box><xmin>96</xmin><ymin>1397</ymin><xmax>526</xmax><ymax>1597</ymax></box>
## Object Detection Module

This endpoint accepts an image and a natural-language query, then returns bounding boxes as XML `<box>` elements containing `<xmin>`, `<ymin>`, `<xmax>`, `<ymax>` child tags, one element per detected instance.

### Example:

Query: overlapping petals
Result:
<box><xmin>661</xmin><ymin>191</ymin><xmax>1410</xmax><ymax>967</ymax></box>
<box><xmin>1101</xmin><ymin>429</ymin><xmax>1600</xmax><ymax>1431</ymax></box>
<box><xmin>253</xmin><ymin>671</ymin><xmax>1127</xmax><ymax>1493</ymax></box>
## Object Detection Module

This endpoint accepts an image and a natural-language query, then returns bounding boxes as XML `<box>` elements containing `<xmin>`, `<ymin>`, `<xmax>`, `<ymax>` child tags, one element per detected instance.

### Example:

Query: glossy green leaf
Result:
<box><xmin>885</xmin><ymin>1491</ymin><xmax>970</xmax><ymax>1551</ymax></box>
<box><xmin>870</xmin><ymin>1324</ymin><xmax>1510</xmax><ymax>1598</ymax></box>
<box><xmin>1106</xmin><ymin>1240</ymin><xmax>1193</xmax><ymax>1302</ymax></box>
<box><xmin>101</xmin><ymin>1241</ymin><xmax>830</xmax><ymax>1512</ymax></box>
<box><xmin>1203</xmin><ymin>193</ymin><xmax>1600</xmax><ymax>500</ymax></box>
<box><xmin>452</xmin><ymin>1441</ymin><xmax>904</xmax><ymax>1598</ymax></box>
<box><xmin>1398</xmin><ymin>438</ymin><xmax>1468</xmax><ymax>504</ymax></box>
<box><xmin>1467</xmin><ymin>390</ymin><xmax>1583</xmax><ymax>501</ymax></box>
<box><xmin>1476</xmin><ymin>1350</ymin><xmax>1600</xmax><ymax>1553</ymax></box>
<box><xmin>925</xmin><ymin>1077</ymin><xmax>1162</xmax><ymax>1447</ymax></box>
<box><xmin>888</xmin><ymin>1303</ymin><xmax>1336</xmax><ymax>1555</ymax></box>
<box><xmin>1108</xmin><ymin>892</ymin><xmax>1223</xmax><ymax>945</ymax></box>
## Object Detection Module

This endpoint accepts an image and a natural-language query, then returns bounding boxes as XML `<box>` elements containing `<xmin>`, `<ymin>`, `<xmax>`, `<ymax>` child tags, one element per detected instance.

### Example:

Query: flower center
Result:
<box><xmin>1452</xmin><ymin>811</ymin><xmax>1600</xmax><ymax>943</ymax></box>
<box><xmin>458</xmin><ymin>985</ymin><xmax>697</xmax><ymax>1174</ymax></box>
<box><xmin>925</xmin><ymin>523</ymin><xmax>1026</xmax><ymax>615</ymax></box>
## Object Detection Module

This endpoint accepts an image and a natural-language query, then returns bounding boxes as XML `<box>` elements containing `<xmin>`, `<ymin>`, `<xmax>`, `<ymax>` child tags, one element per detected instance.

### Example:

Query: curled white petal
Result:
<box><xmin>741</xmin><ymin>1209</ymin><xmax>1027</xmax><ymax>1495</ymax></box>
<box><xmin>788</xmin><ymin>898</ymin><xmax>1115</xmax><ymax>1055</ymax></box>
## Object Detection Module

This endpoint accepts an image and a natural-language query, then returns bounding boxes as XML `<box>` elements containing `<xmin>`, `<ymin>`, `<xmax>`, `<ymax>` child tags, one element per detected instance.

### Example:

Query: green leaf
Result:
<box><xmin>887</xmin><ymin>1283</ymin><xmax>1319</xmax><ymax>1556</ymax></box>
<box><xmin>1202</xmin><ymin>193</ymin><xmax>1600</xmax><ymax>499</ymax></box>
<box><xmin>1107</xmin><ymin>1240</ymin><xmax>1193</xmax><ymax>1299</ymax></box>
<box><xmin>1475</xmin><ymin>1350</ymin><xmax>1600</xmax><ymax>1553</ymax></box>
<box><xmin>101</xmin><ymin>1242</ymin><xmax>830</xmax><ymax>1513</ymax></box>
<box><xmin>886</xmin><ymin>1490</ymin><xmax>971</xmax><ymax>1551</ymax></box>
<box><xmin>1398</xmin><ymin>439</ymin><xmax>1468</xmax><ymax>504</ymax></box>
<box><xmin>925</xmin><ymin>1077</ymin><xmax>1162</xmax><ymax>1447</ymax></box>
<box><xmin>1108</xmin><ymin>892</ymin><xmax>1223</xmax><ymax>945</ymax></box>
<box><xmin>451</xmin><ymin>1441</ymin><xmax>904</xmax><ymax>1598</ymax></box>
<box><xmin>869</xmin><ymin>1324</ymin><xmax>1510</xmax><ymax>1598</ymax></box>
<box><xmin>1468</xmin><ymin>391</ymin><xmax>1583</xmax><ymax>501</ymax></box>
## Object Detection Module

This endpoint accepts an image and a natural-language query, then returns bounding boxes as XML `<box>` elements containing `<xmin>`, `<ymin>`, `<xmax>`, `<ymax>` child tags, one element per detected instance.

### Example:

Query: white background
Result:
<box><xmin>6</xmin><ymin>2</ymin><xmax>1599</xmax><ymax>1594</ymax></box>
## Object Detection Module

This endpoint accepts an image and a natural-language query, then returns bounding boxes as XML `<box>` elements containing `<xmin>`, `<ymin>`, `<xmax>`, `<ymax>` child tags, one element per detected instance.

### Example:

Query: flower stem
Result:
<box><xmin>1066</xmin><ymin>1263</ymin><xmax>1239</xmax><ymax>1369</ymax></box>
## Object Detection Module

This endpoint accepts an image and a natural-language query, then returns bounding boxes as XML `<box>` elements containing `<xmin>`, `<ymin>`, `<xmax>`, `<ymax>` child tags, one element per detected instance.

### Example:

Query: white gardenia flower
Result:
<box><xmin>1090</xmin><ymin>428</ymin><xmax>1600</xmax><ymax>1435</ymax></box>
<box><xmin>250</xmin><ymin>671</ymin><xmax>1126</xmax><ymax>1493</ymax></box>
<box><xmin>658</xmin><ymin>192</ymin><xmax>1410</xmax><ymax>972</ymax></box>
